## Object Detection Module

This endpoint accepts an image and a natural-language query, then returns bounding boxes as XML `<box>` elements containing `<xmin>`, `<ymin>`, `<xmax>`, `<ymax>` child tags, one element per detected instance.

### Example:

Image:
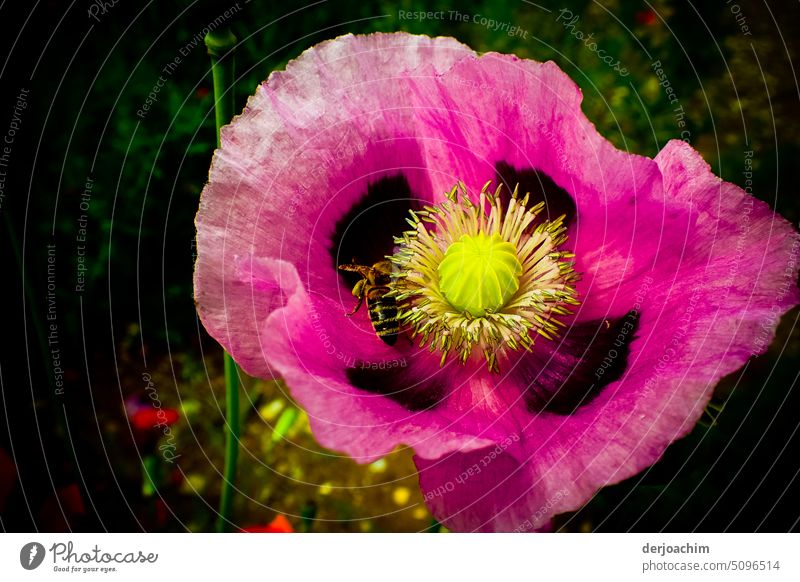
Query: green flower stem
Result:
<box><xmin>206</xmin><ymin>28</ymin><xmax>237</xmax><ymax>144</ymax></box>
<box><xmin>205</xmin><ymin>27</ymin><xmax>240</xmax><ymax>534</ymax></box>
<box><xmin>217</xmin><ymin>351</ymin><xmax>240</xmax><ymax>532</ymax></box>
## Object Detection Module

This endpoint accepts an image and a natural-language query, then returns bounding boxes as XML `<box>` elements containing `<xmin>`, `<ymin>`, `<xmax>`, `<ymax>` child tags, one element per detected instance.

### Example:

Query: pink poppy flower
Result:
<box><xmin>194</xmin><ymin>33</ymin><xmax>799</xmax><ymax>531</ymax></box>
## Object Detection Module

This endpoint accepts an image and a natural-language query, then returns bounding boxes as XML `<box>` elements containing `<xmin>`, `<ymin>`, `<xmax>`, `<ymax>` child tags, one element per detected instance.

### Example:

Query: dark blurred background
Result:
<box><xmin>0</xmin><ymin>0</ymin><xmax>798</xmax><ymax>532</ymax></box>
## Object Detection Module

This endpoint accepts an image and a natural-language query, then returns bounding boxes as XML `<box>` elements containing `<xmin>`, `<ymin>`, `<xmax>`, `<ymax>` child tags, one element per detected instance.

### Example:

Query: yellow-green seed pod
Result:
<box><xmin>438</xmin><ymin>232</ymin><xmax>522</xmax><ymax>317</ymax></box>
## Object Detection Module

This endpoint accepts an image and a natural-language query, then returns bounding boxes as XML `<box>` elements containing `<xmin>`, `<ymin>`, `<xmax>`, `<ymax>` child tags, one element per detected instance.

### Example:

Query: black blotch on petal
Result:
<box><xmin>495</xmin><ymin>162</ymin><xmax>577</xmax><ymax>226</ymax></box>
<box><xmin>331</xmin><ymin>175</ymin><xmax>415</xmax><ymax>288</ymax></box>
<box><xmin>346</xmin><ymin>363</ymin><xmax>445</xmax><ymax>412</ymax></box>
<box><xmin>518</xmin><ymin>310</ymin><xmax>640</xmax><ymax>415</ymax></box>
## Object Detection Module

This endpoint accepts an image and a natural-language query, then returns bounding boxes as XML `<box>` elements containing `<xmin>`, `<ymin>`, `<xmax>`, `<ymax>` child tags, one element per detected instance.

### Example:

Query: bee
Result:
<box><xmin>338</xmin><ymin>260</ymin><xmax>400</xmax><ymax>345</ymax></box>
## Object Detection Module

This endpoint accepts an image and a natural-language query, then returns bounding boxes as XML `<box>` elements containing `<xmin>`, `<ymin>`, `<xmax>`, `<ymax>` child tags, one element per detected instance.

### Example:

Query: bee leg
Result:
<box><xmin>345</xmin><ymin>279</ymin><xmax>366</xmax><ymax>316</ymax></box>
<box><xmin>346</xmin><ymin>295</ymin><xmax>364</xmax><ymax>316</ymax></box>
<box><xmin>338</xmin><ymin>264</ymin><xmax>374</xmax><ymax>279</ymax></box>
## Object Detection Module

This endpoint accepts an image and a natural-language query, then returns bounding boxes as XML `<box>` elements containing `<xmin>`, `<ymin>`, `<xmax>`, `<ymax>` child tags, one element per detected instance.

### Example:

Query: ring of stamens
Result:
<box><xmin>389</xmin><ymin>181</ymin><xmax>580</xmax><ymax>372</ymax></box>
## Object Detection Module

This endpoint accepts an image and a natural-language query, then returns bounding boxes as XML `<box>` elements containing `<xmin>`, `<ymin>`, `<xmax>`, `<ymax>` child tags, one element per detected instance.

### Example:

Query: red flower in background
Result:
<box><xmin>130</xmin><ymin>408</ymin><xmax>179</xmax><ymax>431</ymax></box>
<box><xmin>636</xmin><ymin>10</ymin><xmax>657</xmax><ymax>26</ymax></box>
<box><xmin>243</xmin><ymin>514</ymin><xmax>294</xmax><ymax>533</ymax></box>
<box><xmin>125</xmin><ymin>394</ymin><xmax>180</xmax><ymax>432</ymax></box>
<box><xmin>39</xmin><ymin>484</ymin><xmax>86</xmax><ymax>531</ymax></box>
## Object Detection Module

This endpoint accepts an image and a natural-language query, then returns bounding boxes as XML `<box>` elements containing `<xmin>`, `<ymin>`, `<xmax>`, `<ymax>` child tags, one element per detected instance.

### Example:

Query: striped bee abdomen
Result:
<box><xmin>367</xmin><ymin>289</ymin><xmax>400</xmax><ymax>345</ymax></box>
<box><xmin>338</xmin><ymin>260</ymin><xmax>402</xmax><ymax>346</ymax></box>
